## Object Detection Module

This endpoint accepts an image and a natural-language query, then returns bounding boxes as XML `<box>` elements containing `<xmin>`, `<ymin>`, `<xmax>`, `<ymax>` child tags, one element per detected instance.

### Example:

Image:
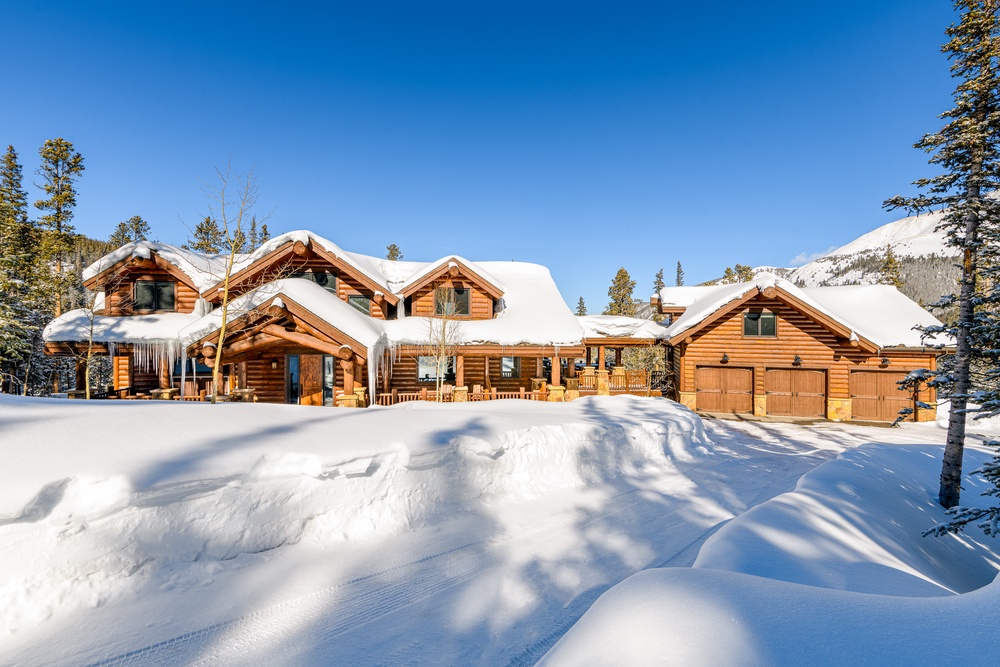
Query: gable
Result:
<box><xmin>399</xmin><ymin>258</ymin><xmax>504</xmax><ymax>301</ymax></box>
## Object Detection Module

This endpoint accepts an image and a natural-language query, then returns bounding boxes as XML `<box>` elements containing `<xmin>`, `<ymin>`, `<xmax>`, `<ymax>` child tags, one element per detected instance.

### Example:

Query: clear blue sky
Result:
<box><xmin>3</xmin><ymin>0</ymin><xmax>958</xmax><ymax>309</ymax></box>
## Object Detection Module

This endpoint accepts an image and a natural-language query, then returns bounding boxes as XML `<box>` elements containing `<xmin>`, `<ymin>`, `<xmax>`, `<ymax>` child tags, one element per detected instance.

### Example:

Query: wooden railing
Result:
<box><xmin>375</xmin><ymin>387</ymin><xmax>550</xmax><ymax>406</ymax></box>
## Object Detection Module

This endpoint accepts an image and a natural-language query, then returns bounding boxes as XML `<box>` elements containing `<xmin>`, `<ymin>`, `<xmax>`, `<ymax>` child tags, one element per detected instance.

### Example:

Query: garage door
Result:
<box><xmin>850</xmin><ymin>371</ymin><xmax>913</xmax><ymax>422</ymax></box>
<box><xmin>695</xmin><ymin>366</ymin><xmax>753</xmax><ymax>413</ymax></box>
<box><xmin>765</xmin><ymin>369</ymin><xmax>826</xmax><ymax>418</ymax></box>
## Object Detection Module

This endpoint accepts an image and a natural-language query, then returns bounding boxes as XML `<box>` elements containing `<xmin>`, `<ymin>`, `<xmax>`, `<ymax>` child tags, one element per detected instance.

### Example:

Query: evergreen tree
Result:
<box><xmin>0</xmin><ymin>145</ymin><xmax>43</xmax><ymax>392</ymax></box>
<box><xmin>676</xmin><ymin>261</ymin><xmax>684</xmax><ymax>286</ymax></box>
<box><xmin>386</xmin><ymin>243</ymin><xmax>403</xmax><ymax>261</ymax></box>
<box><xmin>184</xmin><ymin>216</ymin><xmax>225</xmax><ymax>253</ymax></box>
<box><xmin>885</xmin><ymin>0</ymin><xmax>1000</xmax><ymax>508</ymax></box>
<box><xmin>258</xmin><ymin>222</ymin><xmax>270</xmax><ymax>245</ymax></box>
<box><xmin>720</xmin><ymin>266</ymin><xmax>737</xmax><ymax>284</ymax></box>
<box><xmin>720</xmin><ymin>263</ymin><xmax>754</xmax><ymax>284</ymax></box>
<box><xmin>878</xmin><ymin>245</ymin><xmax>905</xmax><ymax>290</ymax></box>
<box><xmin>108</xmin><ymin>215</ymin><xmax>151</xmax><ymax>247</ymax></box>
<box><xmin>34</xmin><ymin>138</ymin><xmax>85</xmax><ymax>317</ymax></box>
<box><xmin>653</xmin><ymin>268</ymin><xmax>665</xmax><ymax>295</ymax></box>
<box><xmin>576</xmin><ymin>296</ymin><xmax>587</xmax><ymax>316</ymax></box>
<box><xmin>604</xmin><ymin>268</ymin><xmax>637</xmax><ymax>316</ymax></box>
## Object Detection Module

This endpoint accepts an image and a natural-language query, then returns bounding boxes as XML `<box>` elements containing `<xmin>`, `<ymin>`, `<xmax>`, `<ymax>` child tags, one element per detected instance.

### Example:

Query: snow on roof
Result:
<box><xmin>82</xmin><ymin>241</ymin><xmax>232</xmax><ymax>293</ymax></box>
<box><xmin>657</xmin><ymin>285</ymin><xmax>729</xmax><ymax>309</ymax></box>
<box><xmin>179</xmin><ymin>278</ymin><xmax>386</xmax><ymax>350</ymax></box>
<box><xmin>392</xmin><ymin>255</ymin><xmax>504</xmax><ymax>295</ymax></box>
<box><xmin>577</xmin><ymin>315</ymin><xmax>670</xmax><ymax>340</ymax></box>
<box><xmin>44</xmin><ymin>310</ymin><xmax>201</xmax><ymax>344</ymax></box>
<box><xmin>659</xmin><ymin>274</ymin><xmax>950</xmax><ymax>349</ymax></box>
<box><xmin>382</xmin><ymin>262</ymin><xmax>583</xmax><ymax>347</ymax></box>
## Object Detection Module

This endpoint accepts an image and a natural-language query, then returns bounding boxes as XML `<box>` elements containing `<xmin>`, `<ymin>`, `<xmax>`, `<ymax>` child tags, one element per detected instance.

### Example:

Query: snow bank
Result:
<box><xmin>0</xmin><ymin>395</ymin><xmax>707</xmax><ymax>636</ymax></box>
<box><xmin>541</xmin><ymin>443</ymin><xmax>1000</xmax><ymax>666</ymax></box>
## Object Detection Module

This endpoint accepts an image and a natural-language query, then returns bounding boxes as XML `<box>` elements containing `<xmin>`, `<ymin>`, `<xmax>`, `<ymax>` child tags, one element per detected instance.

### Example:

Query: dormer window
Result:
<box><xmin>291</xmin><ymin>269</ymin><xmax>337</xmax><ymax>295</ymax></box>
<box><xmin>134</xmin><ymin>281</ymin><xmax>175</xmax><ymax>311</ymax></box>
<box><xmin>744</xmin><ymin>310</ymin><xmax>776</xmax><ymax>337</ymax></box>
<box><xmin>435</xmin><ymin>287</ymin><xmax>470</xmax><ymax>316</ymax></box>
<box><xmin>348</xmin><ymin>294</ymin><xmax>371</xmax><ymax>315</ymax></box>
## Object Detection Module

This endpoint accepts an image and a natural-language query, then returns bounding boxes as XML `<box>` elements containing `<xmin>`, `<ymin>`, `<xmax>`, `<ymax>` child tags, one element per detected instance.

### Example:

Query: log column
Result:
<box><xmin>456</xmin><ymin>355</ymin><xmax>465</xmax><ymax>388</ymax></box>
<box><xmin>597</xmin><ymin>346</ymin><xmax>606</xmax><ymax>370</ymax></box>
<box><xmin>551</xmin><ymin>354</ymin><xmax>561</xmax><ymax>387</ymax></box>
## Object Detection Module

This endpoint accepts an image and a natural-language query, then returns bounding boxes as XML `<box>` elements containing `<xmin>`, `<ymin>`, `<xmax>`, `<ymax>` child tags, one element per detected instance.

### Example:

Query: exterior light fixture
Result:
<box><xmin>792</xmin><ymin>355</ymin><xmax>802</xmax><ymax>367</ymax></box>
<box><xmin>721</xmin><ymin>353</ymin><xmax>729</xmax><ymax>364</ymax></box>
<box><xmin>881</xmin><ymin>356</ymin><xmax>891</xmax><ymax>366</ymax></box>
<box><xmin>271</xmin><ymin>358</ymin><xmax>279</xmax><ymax>370</ymax></box>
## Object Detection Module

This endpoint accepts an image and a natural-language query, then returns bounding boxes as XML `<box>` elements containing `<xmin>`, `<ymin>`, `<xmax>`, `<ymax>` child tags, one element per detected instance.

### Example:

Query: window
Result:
<box><xmin>744</xmin><ymin>310</ymin><xmax>777</xmax><ymax>337</ymax></box>
<box><xmin>434</xmin><ymin>287</ymin><xmax>470</xmax><ymax>316</ymax></box>
<box><xmin>418</xmin><ymin>356</ymin><xmax>456</xmax><ymax>383</ymax></box>
<box><xmin>501</xmin><ymin>357</ymin><xmax>520</xmax><ymax>379</ymax></box>
<box><xmin>349</xmin><ymin>294</ymin><xmax>371</xmax><ymax>315</ymax></box>
<box><xmin>286</xmin><ymin>354</ymin><xmax>300</xmax><ymax>404</ymax></box>
<box><xmin>290</xmin><ymin>270</ymin><xmax>337</xmax><ymax>294</ymax></box>
<box><xmin>134</xmin><ymin>281</ymin><xmax>175</xmax><ymax>311</ymax></box>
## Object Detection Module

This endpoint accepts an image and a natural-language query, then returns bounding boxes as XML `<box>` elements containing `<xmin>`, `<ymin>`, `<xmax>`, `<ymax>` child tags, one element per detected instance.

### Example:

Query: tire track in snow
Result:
<box><xmin>86</xmin><ymin>489</ymin><xmax>646</xmax><ymax>667</ymax></box>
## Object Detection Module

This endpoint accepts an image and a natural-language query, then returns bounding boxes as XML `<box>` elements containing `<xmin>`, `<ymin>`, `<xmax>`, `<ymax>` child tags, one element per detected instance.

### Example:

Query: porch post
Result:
<box><xmin>341</xmin><ymin>358</ymin><xmax>355</xmax><ymax>394</ymax></box>
<box><xmin>615</xmin><ymin>348</ymin><xmax>622</xmax><ymax>367</ymax></box>
<box><xmin>456</xmin><ymin>354</ymin><xmax>465</xmax><ymax>387</ymax></box>
<box><xmin>536</xmin><ymin>357</ymin><xmax>544</xmax><ymax>378</ymax></box>
<box><xmin>75</xmin><ymin>359</ymin><xmax>86</xmax><ymax>391</ymax></box>
<box><xmin>597</xmin><ymin>346</ymin><xmax>606</xmax><ymax>370</ymax></box>
<box><xmin>158</xmin><ymin>354</ymin><xmax>170</xmax><ymax>389</ymax></box>
<box><xmin>586</xmin><ymin>347</ymin><xmax>592</xmax><ymax>366</ymax></box>
<box><xmin>551</xmin><ymin>354</ymin><xmax>561</xmax><ymax>386</ymax></box>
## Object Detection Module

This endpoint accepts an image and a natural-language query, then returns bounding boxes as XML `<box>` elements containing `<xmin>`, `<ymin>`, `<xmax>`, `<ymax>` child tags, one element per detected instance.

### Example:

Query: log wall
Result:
<box><xmin>104</xmin><ymin>268</ymin><xmax>199</xmax><ymax>315</ymax></box>
<box><xmin>409</xmin><ymin>276</ymin><xmax>494</xmax><ymax>320</ymax></box>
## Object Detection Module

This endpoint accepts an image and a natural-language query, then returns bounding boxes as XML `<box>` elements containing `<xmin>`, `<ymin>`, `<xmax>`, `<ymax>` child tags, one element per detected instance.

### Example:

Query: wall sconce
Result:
<box><xmin>792</xmin><ymin>355</ymin><xmax>802</xmax><ymax>367</ymax></box>
<box><xmin>881</xmin><ymin>356</ymin><xmax>891</xmax><ymax>366</ymax></box>
<box><xmin>271</xmin><ymin>358</ymin><xmax>279</xmax><ymax>370</ymax></box>
<box><xmin>721</xmin><ymin>353</ymin><xmax>729</xmax><ymax>364</ymax></box>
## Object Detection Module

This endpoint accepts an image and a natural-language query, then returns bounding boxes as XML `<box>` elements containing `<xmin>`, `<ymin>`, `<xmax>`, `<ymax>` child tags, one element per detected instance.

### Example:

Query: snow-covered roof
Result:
<box><xmin>659</xmin><ymin>274</ymin><xmax>951</xmax><ymax>350</ymax></box>
<box><xmin>44</xmin><ymin>310</ymin><xmax>201</xmax><ymax>345</ymax></box>
<box><xmin>577</xmin><ymin>315</ymin><xmax>670</xmax><ymax>341</ymax></box>
<box><xmin>179</xmin><ymin>278</ymin><xmax>386</xmax><ymax>351</ymax></box>
<box><xmin>393</xmin><ymin>256</ymin><xmax>504</xmax><ymax>296</ymax></box>
<box><xmin>82</xmin><ymin>241</ymin><xmax>232</xmax><ymax>293</ymax></box>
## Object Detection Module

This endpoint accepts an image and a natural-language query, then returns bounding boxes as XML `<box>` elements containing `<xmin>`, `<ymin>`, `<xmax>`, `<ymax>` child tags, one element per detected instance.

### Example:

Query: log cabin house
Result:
<box><xmin>651</xmin><ymin>276</ymin><xmax>951</xmax><ymax>422</ymax></box>
<box><xmin>44</xmin><ymin>231</ymin><xmax>660</xmax><ymax>406</ymax></box>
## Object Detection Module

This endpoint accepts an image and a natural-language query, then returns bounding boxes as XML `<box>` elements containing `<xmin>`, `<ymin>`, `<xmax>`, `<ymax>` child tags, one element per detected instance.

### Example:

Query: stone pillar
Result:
<box><xmin>353</xmin><ymin>386</ymin><xmax>367</xmax><ymax>408</ymax></box>
<box><xmin>679</xmin><ymin>391</ymin><xmax>697</xmax><ymax>411</ymax></box>
<box><xmin>753</xmin><ymin>394</ymin><xmax>767</xmax><ymax>417</ymax></box>
<box><xmin>596</xmin><ymin>369</ymin><xmax>610</xmax><ymax>396</ymax></box>
<box><xmin>565</xmin><ymin>378</ymin><xmax>580</xmax><ymax>401</ymax></box>
<box><xmin>453</xmin><ymin>386</ymin><xmax>469</xmax><ymax>402</ymax></box>
<box><xmin>336</xmin><ymin>392</ymin><xmax>359</xmax><ymax>408</ymax></box>
<box><xmin>826</xmin><ymin>397</ymin><xmax>851</xmax><ymax>421</ymax></box>
<box><xmin>547</xmin><ymin>385</ymin><xmax>565</xmax><ymax>402</ymax></box>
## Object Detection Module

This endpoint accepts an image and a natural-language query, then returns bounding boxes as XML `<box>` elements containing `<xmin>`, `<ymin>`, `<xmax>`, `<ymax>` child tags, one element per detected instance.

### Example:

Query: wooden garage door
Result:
<box><xmin>765</xmin><ymin>369</ymin><xmax>826</xmax><ymax>418</ymax></box>
<box><xmin>695</xmin><ymin>366</ymin><xmax>753</xmax><ymax>414</ymax></box>
<box><xmin>850</xmin><ymin>371</ymin><xmax>913</xmax><ymax>422</ymax></box>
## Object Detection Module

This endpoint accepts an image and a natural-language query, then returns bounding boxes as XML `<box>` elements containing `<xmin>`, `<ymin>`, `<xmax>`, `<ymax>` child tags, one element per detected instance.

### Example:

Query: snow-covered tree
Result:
<box><xmin>885</xmin><ymin>0</ymin><xmax>1000</xmax><ymax>508</ymax></box>
<box><xmin>604</xmin><ymin>268</ymin><xmax>636</xmax><ymax>316</ymax></box>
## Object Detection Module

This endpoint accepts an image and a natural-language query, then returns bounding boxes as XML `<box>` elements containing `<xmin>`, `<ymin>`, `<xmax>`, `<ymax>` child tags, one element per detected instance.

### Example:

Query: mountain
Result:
<box><xmin>756</xmin><ymin>207</ymin><xmax>960</xmax><ymax>309</ymax></box>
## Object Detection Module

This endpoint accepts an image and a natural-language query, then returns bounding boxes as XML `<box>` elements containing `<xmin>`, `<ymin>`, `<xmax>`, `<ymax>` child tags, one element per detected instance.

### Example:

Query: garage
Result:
<box><xmin>695</xmin><ymin>366</ymin><xmax>753</xmax><ymax>413</ymax></box>
<box><xmin>850</xmin><ymin>371</ymin><xmax>913</xmax><ymax>422</ymax></box>
<box><xmin>765</xmin><ymin>369</ymin><xmax>826</xmax><ymax>418</ymax></box>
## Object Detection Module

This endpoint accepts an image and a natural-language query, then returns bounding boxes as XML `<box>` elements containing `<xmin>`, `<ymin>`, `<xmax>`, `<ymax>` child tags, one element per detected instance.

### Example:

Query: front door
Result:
<box><xmin>300</xmin><ymin>354</ymin><xmax>324</xmax><ymax>406</ymax></box>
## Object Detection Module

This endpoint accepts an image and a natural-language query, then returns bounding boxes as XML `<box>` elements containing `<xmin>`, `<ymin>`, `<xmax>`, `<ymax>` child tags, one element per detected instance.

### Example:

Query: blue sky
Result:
<box><xmin>3</xmin><ymin>0</ymin><xmax>957</xmax><ymax>309</ymax></box>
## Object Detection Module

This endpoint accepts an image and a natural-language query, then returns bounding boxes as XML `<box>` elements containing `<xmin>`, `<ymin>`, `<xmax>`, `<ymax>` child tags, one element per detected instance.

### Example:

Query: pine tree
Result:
<box><xmin>108</xmin><ymin>215</ymin><xmax>151</xmax><ymax>247</ymax></box>
<box><xmin>604</xmin><ymin>268</ymin><xmax>637</xmax><ymax>316</ymax></box>
<box><xmin>386</xmin><ymin>244</ymin><xmax>403</xmax><ymax>261</ymax></box>
<box><xmin>878</xmin><ymin>245</ymin><xmax>905</xmax><ymax>289</ymax></box>
<box><xmin>885</xmin><ymin>0</ymin><xmax>1000</xmax><ymax>508</ymax></box>
<box><xmin>258</xmin><ymin>223</ymin><xmax>270</xmax><ymax>245</ymax></box>
<box><xmin>675</xmin><ymin>261</ymin><xmax>684</xmax><ymax>286</ymax></box>
<box><xmin>184</xmin><ymin>216</ymin><xmax>225</xmax><ymax>253</ymax></box>
<box><xmin>653</xmin><ymin>268</ymin><xmax>665</xmax><ymax>295</ymax></box>
<box><xmin>34</xmin><ymin>138</ymin><xmax>85</xmax><ymax>317</ymax></box>
<box><xmin>720</xmin><ymin>267</ymin><xmax>737</xmax><ymax>284</ymax></box>
<box><xmin>576</xmin><ymin>296</ymin><xmax>587</xmax><ymax>316</ymax></box>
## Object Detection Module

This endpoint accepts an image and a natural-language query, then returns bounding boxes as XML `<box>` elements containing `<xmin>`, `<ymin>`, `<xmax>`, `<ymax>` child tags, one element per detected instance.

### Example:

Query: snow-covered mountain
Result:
<box><xmin>756</xmin><ymin>207</ymin><xmax>960</xmax><ymax>308</ymax></box>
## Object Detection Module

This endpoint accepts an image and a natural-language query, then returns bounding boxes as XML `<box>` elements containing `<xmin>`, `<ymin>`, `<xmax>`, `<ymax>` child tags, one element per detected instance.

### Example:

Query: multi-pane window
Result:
<box><xmin>348</xmin><ymin>294</ymin><xmax>371</xmax><ymax>315</ymax></box>
<box><xmin>743</xmin><ymin>310</ymin><xmax>777</xmax><ymax>337</ymax></box>
<box><xmin>434</xmin><ymin>287</ymin><xmax>470</xmax><ymax>316</ymax></box>
<box><xmin>291</xmin><ymin>270</ymin><xmax>337</xmax><ymax>294</ymax></box>
<box><xmin>134</xmin><ymin>281</ymin><xmax>175</xmax><ymax>311</ymax></box>
<box><xmin>501</xmin><ymin>357</ymin><xmax>520</xmax><ymax>379</ymax></box>
<box><xmin>418</xmin><ymin>356</ymin><xmax>456</xmax><ymax>383</ymax></box>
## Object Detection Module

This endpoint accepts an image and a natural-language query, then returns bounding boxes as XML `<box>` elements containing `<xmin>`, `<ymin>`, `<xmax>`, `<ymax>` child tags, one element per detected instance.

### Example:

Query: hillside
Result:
<box><xmin>757</xmin><ymin>207</ymin><xmax>960</xmax><ymax>308</ymax></box>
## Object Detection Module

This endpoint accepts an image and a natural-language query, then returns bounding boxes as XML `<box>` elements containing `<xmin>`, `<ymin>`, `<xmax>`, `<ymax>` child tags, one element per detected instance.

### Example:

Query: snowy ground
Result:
<box><xmin>0</xmin><ymin>395</ymin><xmax>996</xmax><ymax>665</ymax></box>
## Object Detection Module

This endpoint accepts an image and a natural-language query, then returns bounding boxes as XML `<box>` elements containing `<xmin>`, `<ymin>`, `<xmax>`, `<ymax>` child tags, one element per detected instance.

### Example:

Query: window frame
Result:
<box><xmin>417</xmin><ymin>355</ymin><xmax>457</xmax><ymax>383</ymax></box>
<box><xmin>500</xmin><ymin>356</ymin><xmax>521</xmax><ymax>379</ymax></box>
<box><xmin>434</xmin><ymin>286</ymin><xmax>471</xmax><ymax>317</ymax></box>
<box><xmin>290</xmin><ymin>269</ymin><xmax>338</xmax><ymax>294</ymax></box>
<box><xmin>742</xmin><ymin>309</ymin><xmax>777</xmax><ymax>338</ymax></box>
<box><xmin>348</xmin><ymin>294</ymin><xmax>371</xmax><ymax>315</ymax></box>
<box><xmin>133</xmin><ymin>280</ymin><xmax>176</xmax><ymax>312</ymax></box>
